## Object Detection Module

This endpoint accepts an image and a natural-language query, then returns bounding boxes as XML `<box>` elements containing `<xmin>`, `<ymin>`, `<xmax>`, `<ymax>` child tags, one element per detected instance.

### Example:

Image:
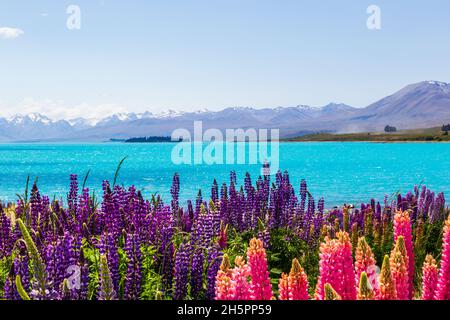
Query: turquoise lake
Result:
<box><xmin>0</xmin><ymin>142</ymin><xmax>449</xmax><ymax>207</ymax></box>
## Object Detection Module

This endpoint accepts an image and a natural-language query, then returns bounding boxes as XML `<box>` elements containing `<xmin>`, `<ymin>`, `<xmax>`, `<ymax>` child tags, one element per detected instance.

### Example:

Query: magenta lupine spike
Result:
<box><xmin>247</xmin><ymin>238</ymin><xmax>273</xmax><ymax>300</ymax></box>
<box><xmin>315</xmin><ymin>231</ymin><xmax>357</xmax><ymax>300</ymax></box>
<box><xmin>230</xmin><ymin>256</ymin><xmax>251</xmax><ymax>300</ymax></box>
<box><xmin>354</xmin><ymin>237</ymin><xmax>378</xmax><ymax>295</ymax></box>
<box><xmin>390</xmin><ymin>236</ymin><xmax>409</xmax><ymax>300</ymax></box>
<box><xmin>278</xmin><ymin>258</ymin><xmax>309</xmax><ymax>300</ymax></box>
<box><xmin>422</xmin><ymin>255</ymin><xmax>438</xmax><ymax>300</ymax></box>
<box><xmin>435</xmin><ymin>215</ymin><xmax>450</xmax><ymax>300</ymax></box>
<box><xmin>393</xmin><ymin>209</ymin><xmax>414</xmax><ymax>299</ymax></box>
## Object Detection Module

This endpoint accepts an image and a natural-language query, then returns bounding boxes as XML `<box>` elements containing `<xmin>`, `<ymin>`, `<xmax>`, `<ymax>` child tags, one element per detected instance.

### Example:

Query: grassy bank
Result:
<box><xmin>286</xmin><ymin>127</ymin><xmax>450</xmax><ymax>142</ymax></box>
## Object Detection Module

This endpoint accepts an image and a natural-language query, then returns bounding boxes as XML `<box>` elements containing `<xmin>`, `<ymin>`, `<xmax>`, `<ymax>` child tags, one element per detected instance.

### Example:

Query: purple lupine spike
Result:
<box><xmin>275</xmin><ymin>170</ymin><xmax>282</xmax><ymax>188</ymax></box>
<box><xmin>211</xmin><ymin>179</ymin><xmax>219</xmax><ymax>203</ymax></box>
<box><xmin>418</xmin><ymin>186</ymin><xmax>427</xmax><ymax>217</ymax></box>
<box><xmin>173</xmin><ymin>241</ymin><xmax>191</xmax><ymax>300</ymax></box>
<box><xmin>201</xmin><ymin>208</ymin><xmax>214</xmax><ymax>248</ymax></box>
<box><xmin>161</xmin><ymin>242</ymin><xmax>175</xmax><ymax>293</ymax></box>
<box><xmin>3</xmin><ymin>277</ymin><xmax>15</xmax><ymax>300</ymax></box>
<box><xmin>258</xmin><ymin>228</ymin><xmax>270</xmax><ymax>249</ymax></box>
<box><xmin>375</xmin><ymin>202</ymin><xmax>382</xmax><ymax>222</ymax></box>
<box><xmin>244</xmin><ymin>172</ymin><xmax>252</xmax><ymax>196</ymax></box>
<box><xmin>230</xmin><ymin>171</ymin><xmax>237</xmax><ymax>185</ymax></box>
<box><xmin>0</xmin><ymin>213</ymin><xmax>13</xmax><ymax>258</ymax></box>
<box><xmin>195</xmin><ymin>190</ymin><xmax>202</xmax><ymax>219</ymax></box>
<box><xmin>99</xmin><ymin>233</ymin><xmax>120</xmax><ymax>294</ymax></box>
<box><xmin>14</xmin><ymin>243</ymin><xmax>31</xmax><ymax>296</ymax></box>
<box><xmin>79</xmin><ymin>263</ymin><xmax>89</xmax><ymax>300</ymax></box>
<box><xmin>68</xmin><ymin>174</ymin><xmax>79</xmax><ymax>214</ymax></box>
<box><xmin>303</xmin><ymin>195</ymin><xmax>315</xmax><ymax>241</ymax></box>
<box><xmin>30</xmin><ymin>182</ymin><xmax>42</xmax><ymax>232</ymax></box>
<box><xmin>312</xmin><ymin>197</ymin><xmax>325</xmax><ymax>243</ymax></box>
<box><xmin>190</xmin><ymin>248</ymin><xmax>204</xmax><ymax>299</ymax></box>
<box><xmin>430</xmin><ymin>192</ymin><xmax>446</xmax><ymax>223</ymax></box>
<box><xmin>124</xmin><ymin>233</ymin><xmax>142</xmax><ymax>300</ymax></box>
<box><xmin>170</xmin><ymin>173</ymin><xmax>180</xmax><ymax>213</ymax></box>
<box><xmin>205</xmin><ymin>246</ymin><xmax>222</xmax><ymax>300</ymax></box>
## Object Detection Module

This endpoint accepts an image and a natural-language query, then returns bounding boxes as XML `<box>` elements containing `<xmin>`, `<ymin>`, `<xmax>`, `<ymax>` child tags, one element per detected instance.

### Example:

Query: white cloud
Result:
<box><xmin>0</xmin><ymin>27</ymin><xmax>24</xmax><ymax>39</ymax></box>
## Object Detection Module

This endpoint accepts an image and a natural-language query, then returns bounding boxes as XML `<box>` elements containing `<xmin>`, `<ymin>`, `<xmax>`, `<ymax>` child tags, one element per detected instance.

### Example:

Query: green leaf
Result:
<box><xmin>17</xmin><ymin>218</ymin><xmax>47</xmax><ymax>296</ymax></box>
<box><xmin>15</xmin><ymin>275</ymin><xmax>31</xmax><ymax>300</ymax></box>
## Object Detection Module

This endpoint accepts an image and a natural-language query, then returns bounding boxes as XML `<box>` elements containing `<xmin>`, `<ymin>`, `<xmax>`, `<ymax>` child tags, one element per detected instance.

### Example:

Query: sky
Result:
<box><xmin>0</xmin><ymin>0</ymin><xmax>450</xmax><ymax>120</ymax></box>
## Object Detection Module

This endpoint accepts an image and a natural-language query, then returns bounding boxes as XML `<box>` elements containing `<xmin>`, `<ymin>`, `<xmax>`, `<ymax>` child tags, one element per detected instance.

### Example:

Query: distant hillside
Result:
<box><xmin>0</xmin><ymin>81</ymin><xmax>450</xmax><ymax>142</ymax></box>
<box><xmin>287</xmin><ymin>126</ymin><xmax>450</xmax><ymax>142</ymax></box>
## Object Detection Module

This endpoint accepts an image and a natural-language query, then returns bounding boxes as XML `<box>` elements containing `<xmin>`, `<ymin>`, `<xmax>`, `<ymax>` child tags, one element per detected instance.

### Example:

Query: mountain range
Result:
<box><xmin>1</xmin><ymin>81</ymin><xmax>449</xmax><ymax>142</ymax></box>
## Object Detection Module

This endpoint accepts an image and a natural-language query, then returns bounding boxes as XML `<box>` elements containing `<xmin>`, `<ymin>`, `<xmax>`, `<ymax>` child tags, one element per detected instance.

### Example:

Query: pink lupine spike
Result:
<box><xmin>247</xmin><ymin>238</ymin><xmax>273</xmax><ymax>300</ymax></box>
<box><xmin>422</xmin><ymin>255</ymin><xmax>438</xmax><ymax>300</ymax></box>
<box><xmin>435</xmin><ymin>215</ymin><xmax>450</xmax><ymax>300</ymax></box>
<box><xmin>390</xmin><ymin>236</ymin><xmax>409</xmax><ymax>300</ymax></box>
<box><xmin>393</xmin><ymin>209</ymin><xmax>414</xmax><ymax>299</ymax></box>
<box><xmin>315</xmin><ymin>231</ymin><xmax>357</xmax><ymax>300</ymax></box>
<box><xmin>278</xmin><ymin>273</ymin><xmax>289</xmax><ymax>300</ymax></box>
<box><xmin>278</xmin><ymin>258</ymin><xmax>309</xmax><ymax>300</ymax></box>
<box><xmin>377</xmin><ymin>255</ymin><xmax>397</xmax><ymax>300</ymax></box>
<box><xmin>354</xmin><ymin>237</ymin><xmax>378</xmax><ymax>295</ymax></box>
<box><xmin>230</xmin><ymin>256</ymin><xmax>251</xmax><ymax>300</ymax></box>
<box><xmin>214</xmin><ymin>254</ymin><xmax>234</xmax><ymax>300</ymax></box>
<box><xmin>287</xmin><ymin>259</ymin><xmax>309</xmax><ymax>300</ymax></box>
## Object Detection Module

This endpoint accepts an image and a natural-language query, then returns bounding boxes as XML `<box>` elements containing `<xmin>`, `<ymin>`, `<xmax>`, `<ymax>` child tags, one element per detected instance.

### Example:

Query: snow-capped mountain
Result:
<box><xmin>0</xmin><ymin>81</ymin><xmax>449</xmax><ymax>141</ymax></box>
<box><xmin>0</xmin><ymin>113</ymin><xmax>74</xmax><ymax>141</ymax></box>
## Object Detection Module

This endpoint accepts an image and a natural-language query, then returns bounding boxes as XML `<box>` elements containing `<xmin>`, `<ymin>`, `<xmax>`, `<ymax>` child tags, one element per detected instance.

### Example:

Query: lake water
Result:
<box><xmin>0</xmin><ymin>142</ymin><xmax>449</xmax><ymax>207</ymax></box>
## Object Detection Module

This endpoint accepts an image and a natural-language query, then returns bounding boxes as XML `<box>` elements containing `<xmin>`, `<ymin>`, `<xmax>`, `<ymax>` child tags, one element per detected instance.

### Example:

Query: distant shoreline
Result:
<box><xmin>285</xmin><ymin>126</ymin><xmax>450</xmax><ymax>143</ymax></box>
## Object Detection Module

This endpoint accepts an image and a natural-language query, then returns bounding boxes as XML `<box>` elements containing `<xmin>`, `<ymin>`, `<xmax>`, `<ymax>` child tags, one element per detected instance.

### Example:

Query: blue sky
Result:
<box><xmin>1</xmin><ymin>0</ymin><xmax>450</xmax><ymax>119</ymax></box>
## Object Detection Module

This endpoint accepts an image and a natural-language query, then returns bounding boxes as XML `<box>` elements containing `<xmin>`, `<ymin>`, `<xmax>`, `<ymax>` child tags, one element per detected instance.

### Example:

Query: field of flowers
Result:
<box><xmin>0</xmin><ymin>167</ymin><xmax>449</xmax><ymax>300</ymax></box>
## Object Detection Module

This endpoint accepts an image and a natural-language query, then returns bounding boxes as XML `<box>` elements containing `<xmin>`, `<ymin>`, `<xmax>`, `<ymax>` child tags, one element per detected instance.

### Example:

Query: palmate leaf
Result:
<box><xmin>17</xmin><ymin>218</ymin><xmax>47</xmax><ymax>297</ymax></box>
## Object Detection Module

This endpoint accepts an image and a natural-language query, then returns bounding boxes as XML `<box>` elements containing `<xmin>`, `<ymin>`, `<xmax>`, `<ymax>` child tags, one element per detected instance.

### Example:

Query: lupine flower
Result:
<box><xmin>247</xmin><ymin>238</ymin><xmax>273</xmax><ymax>300</ymax></box>
<box><xmin>315</xmin><ymin>231</ymin><xmax>357</xmax><ymax>300</ymax></box>
<box><xmin>390</xmin><ymin>236</ymin><xmax>409</xmax><ymax>300</ymax></box>
<box><xmin>377</xmin><ymin>255</ymin><xmax>397</xmax><ymax>300</ymax></box>
<box><xmin>421</xmin><ymin>255</ymin><xmax>438</xmax><ymax>300</ymax></box>
<box><xmin>190</xmin><ymin>248</ymin><xmax>204</xmax><ymax>299</ymax></box>
<box><xmin>324</xmin><ymin>283</ymin><xmax>341</xmax><ymax>300</ymax></box>
<box><xmin>0</xmin><ymin>169</ymin><xmax>448</xmax><ymax>301</ymax></box>
<box><xmin>354</xmin><ymin>237</ymin><xmax>378</xmax><ymax>294</ymax></box>
<box><xmin>215</xmin><ymin>255</ymin><xmax>233</xmax><ymax>300</ymax></box>
<box><xmin>278</xmin><ymin>273</ymin><xmax>289</xmax><ymax>300</ymax></box>
<box><xmin>393</xmin><ymin>209</ymin><xmax>414</xmax><ymax>298</ymax></box>
<box><xmin>99</xmin><ymin>255</ymin><xmax>116</xmax><ymax>300</ymax></box>
<box><xmin>230</xmin><ymin>256</ymin><xmax>251</xmax><ymax>300</ymax></box>
<box><xmin>278</xmin><ymin>258</ymin><xmax>309</xmax><ymax>300</ymax></box>
<box><xmin>357</xmin><ymin>272</ymin><xmax>374</xmax><ymax>300</ymax></box>
<box><xmin>206</xmin><ymin>246</ymin><xmax>222</xmax><ymax>300</ymax></box>
<box><xmin>174</xmin><ymin>242</ymin><xmax>191</xmax><ymax>300</ymax></box>
<box><xmin>435</xmin><ymin>215</ymin><xmax>450</xmax><ymax>300</ymax></box>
